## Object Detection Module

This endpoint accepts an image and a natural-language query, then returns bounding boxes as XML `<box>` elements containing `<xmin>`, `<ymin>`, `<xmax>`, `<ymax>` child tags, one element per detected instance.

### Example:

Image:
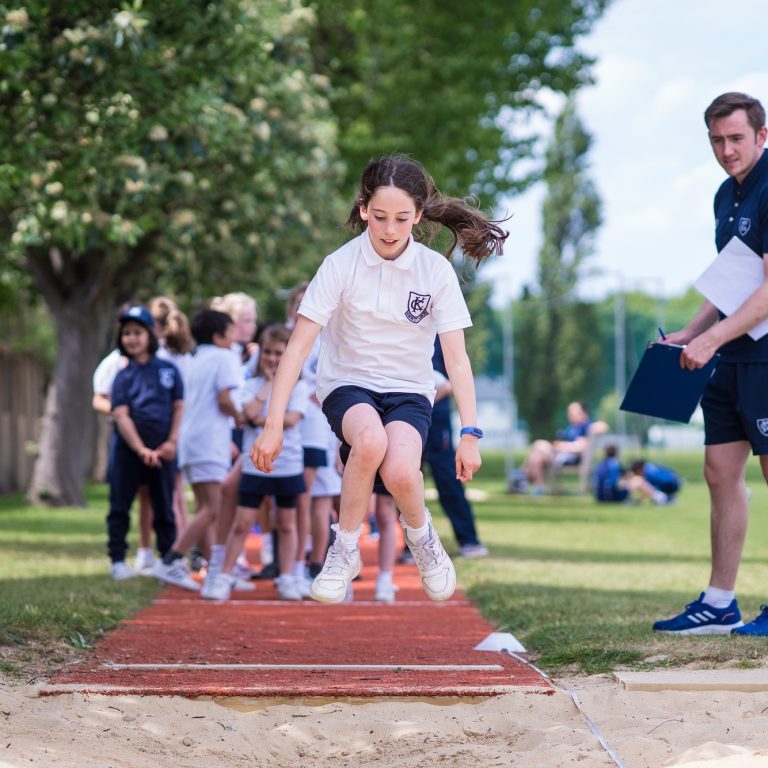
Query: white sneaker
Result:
<box><xmin>232</xmin><ymin>557</ymin><xmax>257</xmax><ymax>581</ymax></box>
<box><xmin>151</xmin><ymin>558</ymin><xmax>201</xmax><ymax>592</ymax></box>
<box><xmin>374</xmin><ymin>580</ymin><xmax>399</xmax><ymax>604</ymax></box>
<box><xmin>134</xmin><ymin>548</ymin><xmax>155</xmax><ymax>573</ymax></box>
<box><xmin>294</xmin><ymin>576</ymin><xmax>313</xmax><ymax>599</ymax></box>
<box><xmin>110</xmin><ymin>561</ymin><xmax>137</xmax><ymax>581</ymax></box>
<box><xmin>274</xmin><ymin>574</ymin><xmax>302</xmax><ymax>601</ymax></box>
<box><xmin>403</xmin><ymin>511</ymin><xmax>456</xmax><ymax>601</ymax></box>
<box><xmin>231</xmin><ymin>576</ymin><xmax>256</xmax><ymax>592</ymax></box>
<box><xmin>310</xmin><ymin>540</ymin><xmax>361</xmax><ymax>604</ymax></box>
<box><xmin>202</xmin><ymin>571</ymin><xmax>233</xmax><ymax>601</ymax></box>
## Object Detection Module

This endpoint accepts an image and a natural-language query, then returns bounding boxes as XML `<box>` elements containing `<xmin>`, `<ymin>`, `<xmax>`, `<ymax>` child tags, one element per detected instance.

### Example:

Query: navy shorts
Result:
<box><xmin>303</xmin><ymin>447</ymin><xmax>328</xmax><ymax>469</ymax></box>
<box><xmin>702</xmin><ymin>362</ymin><xmax>768</xmax><ymax>455</ymax></box>
<box><xmin>238</xmin><ymin>473</ymin><xmax>305</xmax><ymax>509</ymax></box>
<box><xmin>322</xmin><ymin>385</ymin><xmax>432</xmax><ymax>495</ymax></box>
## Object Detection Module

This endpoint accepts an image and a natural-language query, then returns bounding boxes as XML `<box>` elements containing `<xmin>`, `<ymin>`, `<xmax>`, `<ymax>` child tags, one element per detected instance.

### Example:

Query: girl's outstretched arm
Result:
<box><xmin>250</xmin><ymin>316</ymin><xmax>321</xmax><ymax>472</ymax></box>
<box><xmin>438</xmin><ymin>329</ymin><xmax>481</xmax><ymax>483</ymax></box>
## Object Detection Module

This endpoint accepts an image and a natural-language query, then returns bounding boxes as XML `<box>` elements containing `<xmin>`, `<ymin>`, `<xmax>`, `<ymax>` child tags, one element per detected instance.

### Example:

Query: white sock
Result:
<box><xmin>406</xmin><ymin>521</ymin><xmax>430</xmax><ymax>543</ymax></box>
<box><xmin>703</xmin><ymin>586</ymin><xmax>735</xmax><ymax>609</ymax></box>
<box><xmin>333</xmin><ymin>523</ymin><xmax>362</xmax><ymax>548</ymax></box>
<box><xmin>209</xmin><ymin>544</ymin><xmax>226</xmax><ymax>569</ymax></box>
<box><xmin>292</xmin><ymin>561</ymin><xmax>306</xmax><ymax>580</ymax></box>
<box><xmin>260</xmin><ymin>534</ymin><xmax>273</xmax><ymax>565</ymax></box>
<box><xmin>377</xmin><ymin>571</ymin><xmax>393</xmax><ymax>587</ymax></box>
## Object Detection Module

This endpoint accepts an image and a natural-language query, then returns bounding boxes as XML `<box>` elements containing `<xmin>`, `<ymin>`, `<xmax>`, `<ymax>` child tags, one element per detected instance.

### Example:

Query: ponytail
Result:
<box><xmin>346</xmin><ymin>154</ymin><xmax>508</xmax><ymax>265</ymax></box>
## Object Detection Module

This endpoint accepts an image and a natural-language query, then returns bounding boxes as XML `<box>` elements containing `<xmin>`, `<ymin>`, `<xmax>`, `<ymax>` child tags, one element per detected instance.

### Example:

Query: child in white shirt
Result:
<box><xmin>251</xmin><ymin>154</ymin><xmax>507</xmax><ymax>604</ymax></box>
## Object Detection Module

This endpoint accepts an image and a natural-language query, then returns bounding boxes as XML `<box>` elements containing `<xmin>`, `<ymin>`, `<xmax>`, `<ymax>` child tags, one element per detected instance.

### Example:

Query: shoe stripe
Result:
<box><xmin>700</xmin><ymin>610</ymin><xmax>716</xmax><ymax>620</ymax></box>
<box><xmin>687</xmin><ymin>614</ymin><xmax>701</xmax><ymax>624</ymax></box>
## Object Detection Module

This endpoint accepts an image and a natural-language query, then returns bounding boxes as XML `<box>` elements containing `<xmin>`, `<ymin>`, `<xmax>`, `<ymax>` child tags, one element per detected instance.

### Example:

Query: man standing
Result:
<box><xmin>654</xmin><ymin>92</ymin><xmax>768</xmax><ymax>637</ymax></box>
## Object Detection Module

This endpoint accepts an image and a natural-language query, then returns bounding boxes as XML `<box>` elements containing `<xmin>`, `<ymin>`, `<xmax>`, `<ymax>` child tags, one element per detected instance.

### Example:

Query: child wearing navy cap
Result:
<box><xmin>107</xmin><ymin>306</ymin><xmax>187</xmax><ymax>584</ymax></box>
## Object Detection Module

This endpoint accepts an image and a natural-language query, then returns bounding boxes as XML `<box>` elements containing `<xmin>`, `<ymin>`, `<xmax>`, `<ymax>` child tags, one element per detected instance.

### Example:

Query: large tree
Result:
<box><xmin>309</xmin><ymin>0</ymin><xmax>610</xmax><ymax>202</ymax></box>
<box><xmin>516</xmin><ymin>98</ymin><xmax>603</xmax><ymax>440</ymax></box>
<box><xmin>0</xmin><ymin>1</ymin><xmax>344</xmax><ymax>505</ymax></box>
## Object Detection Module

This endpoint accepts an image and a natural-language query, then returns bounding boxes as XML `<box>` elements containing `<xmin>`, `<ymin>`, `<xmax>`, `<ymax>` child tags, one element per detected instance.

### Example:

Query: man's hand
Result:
<box><xmin>679</xmin><ymin>333</ymin><xmax>719</xmax><ymax>369</ymax></box>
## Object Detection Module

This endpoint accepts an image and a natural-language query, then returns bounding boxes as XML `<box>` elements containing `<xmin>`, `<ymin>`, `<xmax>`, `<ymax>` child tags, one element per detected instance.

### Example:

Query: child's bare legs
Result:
<box><xmin>174</xmin><ymin>482</ymin><xmax>221</xmax><ymax>555</ymax></box>
<box><xmin>309</xmin><ymin>496</ymin><xmax>333</xmax><ymax>575</ymax></box>
<box><xmin>275</xmin><ymin>507</ymin><xmax>298</xmax><ymax>579</ymax></box>
<box><xmin>294</xmin><ymin>466</ymin><xmax>317</xmax><ymax>582</ymax></box>
<box><xmin>216</xmin><ymin>457</ymin><xmax>242</xmax><ymax>548</ymax></box>
<box><xmin>379</xmin><ymin>420</ymin><xmax>455</xmax><ymax>602</ymax></box>
<box><xmin>222</xmin><ymin>506</ymin><xmax>257</xmax><ymax>573</ymax></box>
<box><xmin>374</xmin><ymin>493</ymin><xmax>399</xmax><ymax>603</ymax></box>
<box><xmin>138</xmin><ymin>485</ymin><xmax>153</xmax><ymax>549</ymax></box>
<box><xmin>134</xmin><ymin>485</ymin><xmax>154</xmax><ymax>570</ymax></box>
<box><xmin>172</xmin><ymin>472</ymin><xmax>189</xmax><ymax>535</ymax></box>
<box><xmin>378</xmin><ymin>420</ymin><xmax>426</xmax><ymax>526</ymax></box>
<box><xmin>337</xmin><ymin>404</ymin><xmax>388</xmax><ymax>531</ymax></box>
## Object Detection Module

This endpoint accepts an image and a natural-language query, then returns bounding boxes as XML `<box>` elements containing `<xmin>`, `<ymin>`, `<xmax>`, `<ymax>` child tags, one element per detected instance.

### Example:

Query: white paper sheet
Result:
<box><xmin>694</xmin><ymin>235</ymin><xmax>768</xmax><ymax>340</ymax></box>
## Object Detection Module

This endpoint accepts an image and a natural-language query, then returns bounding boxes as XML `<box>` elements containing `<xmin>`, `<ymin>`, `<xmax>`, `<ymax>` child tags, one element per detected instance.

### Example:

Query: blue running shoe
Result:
<box><xmin>653</xmin><ymin>593</ymin><xmax>743</xmax><ymax>635</ymax></box>
<box><xmin>732</xmin><ymin>605</ymin><xmax>768</xmax><ymax>636</ymax></box>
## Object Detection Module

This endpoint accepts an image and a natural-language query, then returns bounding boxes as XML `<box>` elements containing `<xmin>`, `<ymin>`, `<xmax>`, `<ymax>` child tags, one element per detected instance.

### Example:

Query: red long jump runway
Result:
<box><xmin>42</xmin><ymin>533</ymin><xmax>549</xmax><ymax>698</ymax></box>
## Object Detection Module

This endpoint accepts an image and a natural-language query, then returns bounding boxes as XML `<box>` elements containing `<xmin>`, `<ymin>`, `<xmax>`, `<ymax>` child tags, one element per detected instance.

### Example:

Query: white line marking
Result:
<box><xmin>152</xmin><ymin>599</ymin><xmax>471</xmax><ymax>607</ymax></box>
<box><xmin>39</xmin><ymin>683</ymin><xmax>528</xmax><ymax>695</ymax></box>
<box><xmin>102</xmin><ymin>662</ymin><xmax>504</xmax><ymax>671</ymax></box>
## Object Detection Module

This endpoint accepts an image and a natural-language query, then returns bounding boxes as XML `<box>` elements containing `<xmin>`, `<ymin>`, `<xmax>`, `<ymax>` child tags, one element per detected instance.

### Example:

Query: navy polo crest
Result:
<box><xmin>757</xmin><ymin>418</ymin><xmax>768</xmax><ymax>437</ymax></box>
<box><xmin>405</xmin><ymin>291</ymin><xmax>431</xmax><ymax>323</ymax></box>
<box><xmin>738</xmin><ymin>217</ymin><xmax>751</xmax><ymax>237</ymax></box>
<box><xmin>159</xmin><ymin>367</ymin><xmax>176</xmax><ymax>389</ymax></box>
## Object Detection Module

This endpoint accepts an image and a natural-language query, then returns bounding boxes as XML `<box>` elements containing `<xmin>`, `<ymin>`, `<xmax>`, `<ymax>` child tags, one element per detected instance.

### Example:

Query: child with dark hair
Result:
<box><xmin>155</xmin><ymin>309</ymin><xmax>244</xmax><ymax>592</ymax></box>
<box><xmin>107</xmin><ymin>306</ymin><xmax>183</xmax><ymax>581</ymax></box>
<box><xmin>251</xmin><ymin>153</ymin><xmax>507</xmax><ymax>604</ymax></box>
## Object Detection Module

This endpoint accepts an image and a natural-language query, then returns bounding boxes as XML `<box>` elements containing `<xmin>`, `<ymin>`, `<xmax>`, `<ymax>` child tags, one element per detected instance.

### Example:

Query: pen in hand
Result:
<box><xmin>657</xmin><ymin>327</ymin><xmax>667</xmax><ymax>341</ymax></box>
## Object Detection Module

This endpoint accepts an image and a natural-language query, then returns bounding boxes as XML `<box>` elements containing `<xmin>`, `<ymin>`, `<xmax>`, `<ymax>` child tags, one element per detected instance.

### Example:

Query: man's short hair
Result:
<box><xmin>704</xmin><ymin>92</ymin><xmax>766</xmax><ymax>134</ymax></box>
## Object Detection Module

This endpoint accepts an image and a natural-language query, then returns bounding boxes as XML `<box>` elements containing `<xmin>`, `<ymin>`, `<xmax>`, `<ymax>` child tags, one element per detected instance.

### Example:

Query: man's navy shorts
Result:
<box><xmin>303</xmin><ymin>447</ymin><xmax>327</xmax><ymax>469</ymax></box>
<box><xmin>321</xmin><ymin>385</ymin><xmax>433</xmax><ymax>495</ymax></box>
<box><xmin>702</xmin><ymin>361</ymin><xmax>768</xmax><ymax>455</ymax></box>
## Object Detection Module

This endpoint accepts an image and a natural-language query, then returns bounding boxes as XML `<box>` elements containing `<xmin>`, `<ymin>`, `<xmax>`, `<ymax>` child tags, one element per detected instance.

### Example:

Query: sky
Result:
<box><xmin>483</xmin><ymin>0</ymin><xmax>768</xmax><ymax>308</ymax></box>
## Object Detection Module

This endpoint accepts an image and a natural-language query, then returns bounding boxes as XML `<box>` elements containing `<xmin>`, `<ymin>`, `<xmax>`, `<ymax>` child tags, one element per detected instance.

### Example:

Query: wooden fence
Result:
<box><xmin>0</xmin><ymin>348</ymin><xmax>46</xmax><ymax>495</ymax></box>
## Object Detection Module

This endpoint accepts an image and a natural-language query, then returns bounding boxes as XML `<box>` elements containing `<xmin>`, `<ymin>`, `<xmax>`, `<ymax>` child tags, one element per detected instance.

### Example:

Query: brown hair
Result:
<box><xmin>345</xmin><ymin>154</ymin><xmax>508</xmax><ymax>265</ymax></box>
<box><xmin>704</xmin><ymin>92</ymin><xmax>766</xmax><ymax>134</ymax></box>
<box><xmin>163</xmin><ymin>309</ymin><xmax>194</xmax><ymax>355</ymax></box>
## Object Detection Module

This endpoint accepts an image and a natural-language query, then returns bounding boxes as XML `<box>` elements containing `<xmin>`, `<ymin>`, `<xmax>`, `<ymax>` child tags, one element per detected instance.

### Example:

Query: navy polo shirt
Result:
<box><xmin>111</xmin><ymin>356</ymin><xmax>184</xmax><ymax>446</ymax></box>
<box><xmin>713</xmin><ymin>149</ymin><xmax>768</xmax><ymax>361</ymax></box>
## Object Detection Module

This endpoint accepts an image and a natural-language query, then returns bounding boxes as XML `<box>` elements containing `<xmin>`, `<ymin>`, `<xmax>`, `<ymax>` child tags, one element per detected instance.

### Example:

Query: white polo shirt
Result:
<box><xmin>298</xmin><ymin>230</ymin><xmax>471</xmax><ymax>405</ymax></box>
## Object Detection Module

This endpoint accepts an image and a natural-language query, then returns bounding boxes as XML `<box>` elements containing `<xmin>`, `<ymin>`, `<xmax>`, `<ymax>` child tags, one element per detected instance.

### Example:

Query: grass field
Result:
<box><xmin>1</xmin><ymin>450</ymin><xmax>766</xmax><ymax>679</ymax></box>
<box><xmin>460</xmin><ymin>450</ymin><xmax>768</xmax><ymax>673</ymax></box>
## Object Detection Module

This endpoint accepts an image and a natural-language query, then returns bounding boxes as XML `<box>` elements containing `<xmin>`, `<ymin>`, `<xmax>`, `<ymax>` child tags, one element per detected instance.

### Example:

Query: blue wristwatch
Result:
<box><xmin>460</xmin><ymin>426</ymin><xmax>484</xmax><ymax>439</ymax></box>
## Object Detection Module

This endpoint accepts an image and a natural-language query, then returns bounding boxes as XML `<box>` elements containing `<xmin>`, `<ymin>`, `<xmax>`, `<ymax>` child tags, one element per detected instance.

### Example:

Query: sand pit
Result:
<box><xmin>3</xmin><ymin>672</ymin><xmax>768</xmax><ymax>767</ymax></box>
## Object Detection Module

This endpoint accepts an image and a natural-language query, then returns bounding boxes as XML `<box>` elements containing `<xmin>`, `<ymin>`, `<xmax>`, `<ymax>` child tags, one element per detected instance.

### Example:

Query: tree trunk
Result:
<box><xmin>27</xmin><ymin>304</ymin><xmax>109</xmax><ymax>507</ymax></box>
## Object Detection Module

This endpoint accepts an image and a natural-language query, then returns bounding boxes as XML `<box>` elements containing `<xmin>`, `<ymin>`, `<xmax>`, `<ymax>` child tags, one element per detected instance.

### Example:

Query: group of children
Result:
<box><xmin>96</xmin><ymin>154</ymin><xmax>507</xmax><ymax>606</ymax></box>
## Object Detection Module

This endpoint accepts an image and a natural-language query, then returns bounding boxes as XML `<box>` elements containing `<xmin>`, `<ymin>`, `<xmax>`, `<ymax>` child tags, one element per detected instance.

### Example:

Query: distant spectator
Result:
<box><xmin>627</xmin><ymin>459</ymin><xmax>681</xmax><ymax>504</ymax></box>
<box><xmin>523</xmin><ymin>401</ymin><xmax>607</xmax><ymax>495</ymax></box>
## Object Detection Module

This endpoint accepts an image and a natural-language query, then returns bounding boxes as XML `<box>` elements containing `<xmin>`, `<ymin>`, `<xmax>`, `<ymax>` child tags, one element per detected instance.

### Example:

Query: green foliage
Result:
<box><xmin>309</xmin><ymin>0</ymin><xmax>610</xmax><ymax>202</ymax></box>
<box><xmin>515</xmin><ymin>100</ymin><xmax>603</xmax><ymax>438</ymax></box>
<box><xmin>0</xmin><ymin>0</ymin><xmax>346</xmax><ymax>309</ymax></box>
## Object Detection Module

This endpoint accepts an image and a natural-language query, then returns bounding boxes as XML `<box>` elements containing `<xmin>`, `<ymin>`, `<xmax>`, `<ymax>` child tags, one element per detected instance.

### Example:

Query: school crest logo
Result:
<box><xmin>405</xmin><ymin>291</ymin><xmax>431</xmax><ymax>323</ymax></box>
<box><xmin>739</xmin><ymin>217</ymin><xmax>752</xmax><ymax>237</ymax></box>
<box><xmin>159</xmin><ymin>368</ymin><xmax>176</xmax><ymax>389</ymax></box>
<box><xmin>757</xmin><ymin>418</ymin><xmax>768</xmax><ymax>437</ymax></box>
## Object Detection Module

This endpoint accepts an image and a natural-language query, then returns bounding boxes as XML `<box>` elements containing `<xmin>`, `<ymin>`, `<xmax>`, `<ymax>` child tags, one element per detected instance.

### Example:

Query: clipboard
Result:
<box><xmin>620</xmin><ymin>342</ymin><xmax>720</xmax><ymax>423</ymax></box>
